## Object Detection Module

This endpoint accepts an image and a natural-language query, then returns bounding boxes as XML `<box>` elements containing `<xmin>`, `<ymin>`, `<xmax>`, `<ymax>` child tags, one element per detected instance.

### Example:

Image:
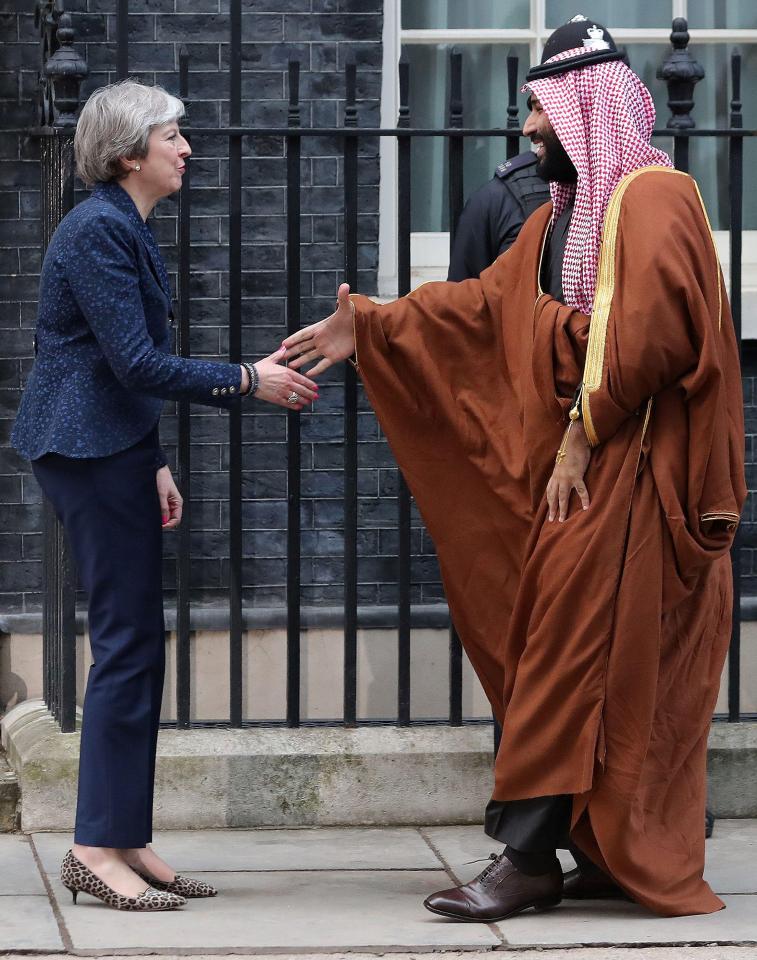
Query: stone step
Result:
<box><xmin>0</xmin><ymin>745</ymin><xmax>20</xmax><ymax>832</ymax></box>
<box><xmin>2</xmin><ymin>700</ymin><xmax>493</xmax><ymax>832</ymax></box>
<box><xmin>3</xmin><ymin>700</ymin><xmax>757</xmax><ymax>833</ymax></box>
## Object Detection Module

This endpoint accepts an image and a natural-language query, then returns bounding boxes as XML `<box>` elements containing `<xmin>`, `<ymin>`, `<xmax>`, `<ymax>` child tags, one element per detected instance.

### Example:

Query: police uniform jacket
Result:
<box><xmin>447</xmin><ymin>151</ymin><xmax>550</xmax><ymax>281</ymax></box>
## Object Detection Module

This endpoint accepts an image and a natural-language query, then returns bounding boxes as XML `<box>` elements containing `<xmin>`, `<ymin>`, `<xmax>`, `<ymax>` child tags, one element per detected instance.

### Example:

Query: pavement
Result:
<box><xmin>0</xmin><ymin>821</ymin><xmax>755</xmax><ymax>956</ymax></box>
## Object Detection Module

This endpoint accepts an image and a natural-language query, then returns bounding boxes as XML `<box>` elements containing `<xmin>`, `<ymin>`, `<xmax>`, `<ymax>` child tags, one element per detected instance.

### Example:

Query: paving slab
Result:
<box><xmin>32</xmin><ymin>826</ymin><xmax>441</xmax><ymax>874</ymax></box>
<box><xmin>494</xmin><ymin>895</ymin><xmax>757</xmax><ymax>945</ymax></box>
<box><xmin>0</xmin><ymin>895</ymin><xmax>63</xmax><ymax>951</ymax></box>
<box><xmin>704</xmin><ymin>818</ymin><xmax>757</xmax><ymax>893</ymax></box>
<box><xmin>24</xmin><ymin>823</ymin><xmax>757</xmax><ymax>953</ymax></box>
<box><xmin>0</xmin><ymin>834</ymin><xmax>47</xmax><ymax>895</ymax></box>
<box><xmin>50</xmin><ymin>870</ymin><xmax>501</xmax><ymax>952</ymax></box>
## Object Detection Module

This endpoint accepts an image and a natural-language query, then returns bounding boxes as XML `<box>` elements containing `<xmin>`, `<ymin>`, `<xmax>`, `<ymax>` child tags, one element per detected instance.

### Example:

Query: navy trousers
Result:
<box><xmin>33</xmin><ymin>430</ymin><xmax>165</xmax><ymax>848</ymax></box>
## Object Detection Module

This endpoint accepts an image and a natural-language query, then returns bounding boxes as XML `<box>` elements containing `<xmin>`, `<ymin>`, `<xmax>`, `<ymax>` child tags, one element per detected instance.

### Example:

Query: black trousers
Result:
<box><xmin>33</xmin><ymin>431</ymin><xmax>165</xmax><ymax>848</ymax></box>
<box><xmin>485</xmin><ymin>796</ymin><xmax>600</xmax><ymax>874</ymax></box>
<box><xmin>485</xmin><ymin>795</ymin><xmax>572</xmax><ymax>853</ymax></box>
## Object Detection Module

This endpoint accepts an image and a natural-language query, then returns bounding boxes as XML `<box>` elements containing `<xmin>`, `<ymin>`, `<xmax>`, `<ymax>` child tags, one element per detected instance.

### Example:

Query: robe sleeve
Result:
<box><xmin>580</xmin><ymin>170</ymin><xmax>721</xmax><ymax>448</ymax></box>
<box><xmin>351</xmin><ymin>273</ymin><xmax>499</xmax><ymax>431</ymax></box>
<box><xmin>345</xmin><ymin>254</ymin><xmax>544</xmax><ymax>520</ymax></box>
<box><xmin>353</xmin><ymin>276</ymin><xmax>493</xmax><ymax>352</ymax></box>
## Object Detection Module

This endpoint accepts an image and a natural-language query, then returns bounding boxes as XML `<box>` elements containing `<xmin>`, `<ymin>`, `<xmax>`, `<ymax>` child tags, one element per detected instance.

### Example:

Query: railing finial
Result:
<box><xmin>506</xmin><ymin>48</ymin><xmax>520</xmax><ymax>160</ymax></box>
<box><xmin>37</xmin><ymin>1</ymin><xmax>88</xmax><ymax>129</ymax></box>
<box><xmin>730</xmin><ymin>49</ymin><xmax>743</xmax><ymax>130</ymax></box>
<box><xmin>398</xmin><ymin>58</ymin><xmax>410</xmax><ymax>129</ymax></box>
<box><xmin>657</xmin><ymin>17</ymin><xmax>704</xmax><ymax>130</ymax></box>
<box><xmin>288</xmin><ymin>59</ymin><xmax>300</xmax><ymax>126</ymax></box>
<box><xmin>448</xmin><ymin>48</ymin><xmax>463</xmax><ymax>128</ymax></box>
<box><xmin>506</xmin><ymin>48</ymin><xmax>519</xmax><ymax>129</ymax></box>
<box><xmin>344</xmin><ymin>59</ymin><xmax>357</xmax><ymax>128</ymax></box>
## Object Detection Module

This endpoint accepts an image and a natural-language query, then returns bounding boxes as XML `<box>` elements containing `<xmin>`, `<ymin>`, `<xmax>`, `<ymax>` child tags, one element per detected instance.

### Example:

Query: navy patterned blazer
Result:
<box><xmin>12</xmin><ymin>181</ymin><xmax>243</xmax><ymax>463</ymax></box>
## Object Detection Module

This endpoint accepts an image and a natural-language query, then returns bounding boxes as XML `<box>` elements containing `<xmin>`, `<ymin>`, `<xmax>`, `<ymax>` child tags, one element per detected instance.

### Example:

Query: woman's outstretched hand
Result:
<box><xmin>282</xmin><ymin>283</ymin><xmax>356</xmax><ymax>376</ymax></box>
<box><xmin>253</xmin><ymin>346</ymin><xmax>320</xmax><ymax>411</ymax></box>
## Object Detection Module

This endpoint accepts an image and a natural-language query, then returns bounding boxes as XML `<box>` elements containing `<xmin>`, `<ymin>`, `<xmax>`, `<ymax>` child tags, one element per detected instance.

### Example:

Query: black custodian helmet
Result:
<box><xmin>525</xmin><ymin>14</ymin><xmax>624</xmax><ymax>81</ymax></box>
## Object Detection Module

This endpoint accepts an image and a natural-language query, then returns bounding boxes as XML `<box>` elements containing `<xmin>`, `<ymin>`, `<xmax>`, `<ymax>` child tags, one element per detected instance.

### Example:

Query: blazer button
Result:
<box><xmin>212</xmin><ymin>387</ymin><xmax>220</xmax><ymax>396</ymax></box>
<box><xmin>220</xmin><ymin>387</ymin><xmax>228</xmax><ymax>395</ymax></box>
<box><xmin>229</xmin><ymin>385</ymin><xmax>236</xmax><ymax>394</ymax></box>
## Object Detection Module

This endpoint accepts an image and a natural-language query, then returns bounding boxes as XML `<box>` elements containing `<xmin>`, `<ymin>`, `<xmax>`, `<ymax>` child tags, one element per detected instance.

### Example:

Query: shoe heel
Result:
<box><xmin>65</xmin><ymin>886</ymin><xmax>78</xmax><ymax>905</ymax></box>
<box><xmin>533</xmin><ymin>897</ymin><xmax>561</xmax><ymax>912</ymax></box>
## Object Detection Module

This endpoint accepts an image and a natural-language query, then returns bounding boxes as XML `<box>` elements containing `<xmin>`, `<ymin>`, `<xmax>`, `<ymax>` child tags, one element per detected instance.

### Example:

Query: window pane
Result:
<box><xmin>688</xmin><ymin>0</ymin><xmax>757</xmax><ymax>29</ymax></box>
<box><xmin>546</xmin><ymin>2</ymin><xmax>672</xmax><ymax>29</ymax></box>
<box><xmin>685</xmin><ymin>44</ymin><xmax>757</xmax><ymax>230</ymax></box>
<box><xmin>403</xmin><ymin>43</ymin><xmax>531</xmax><ymax>233</ymax></box>
<box><xmin>402</xmin><ymin>0</ymin><xmax>529</xmax><ymax>30</ymax></box>
<box><xmin>406</xmin><ymin>40</ymin><xmax>756</xmax><ymax>233</ymax></box>
<box><xmin>624</xmin><ymin>43</ymin><xmax>757</xmax><ymax>229</ymax></box>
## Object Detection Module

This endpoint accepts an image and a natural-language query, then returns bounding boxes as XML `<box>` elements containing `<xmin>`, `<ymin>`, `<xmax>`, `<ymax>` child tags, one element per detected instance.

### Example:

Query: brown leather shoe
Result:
<box><xmin>562</xmin><ymin>866</ymin><xmax>628</xmax><ymax>900</ymax></box>
<box><xmin>423</xmin><ymin>852</ymin><xmax>562</xmax><ymax>922</ymax></box>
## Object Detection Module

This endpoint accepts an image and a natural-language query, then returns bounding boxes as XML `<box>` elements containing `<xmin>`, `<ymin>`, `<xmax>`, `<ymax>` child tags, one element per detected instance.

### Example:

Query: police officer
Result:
<box><xmin>447</xmin><ymin>150</ymin><xmax>551</xmax><ymax>282</ymax></box>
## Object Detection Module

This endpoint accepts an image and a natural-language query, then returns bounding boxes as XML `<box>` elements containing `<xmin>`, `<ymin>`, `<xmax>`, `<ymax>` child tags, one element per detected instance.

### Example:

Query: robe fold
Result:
<box><xmin>351</xmin><ymin>167</ymin><xmax>745</xmax><ymax>917</ymax></box>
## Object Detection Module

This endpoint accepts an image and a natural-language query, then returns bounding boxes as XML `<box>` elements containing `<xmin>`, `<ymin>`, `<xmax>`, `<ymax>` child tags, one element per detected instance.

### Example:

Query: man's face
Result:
<box><xmin>523</xmin><ymin>96</ymin><xmax>577</xmax><ymax>184</ymax></box>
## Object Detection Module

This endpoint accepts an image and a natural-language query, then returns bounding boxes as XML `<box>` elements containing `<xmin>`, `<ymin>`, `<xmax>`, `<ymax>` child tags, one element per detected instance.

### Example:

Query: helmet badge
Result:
<box><xmin>583</xmin><ymin>24</ymin><xmax>610</xmax><ymax>50</ymax></box>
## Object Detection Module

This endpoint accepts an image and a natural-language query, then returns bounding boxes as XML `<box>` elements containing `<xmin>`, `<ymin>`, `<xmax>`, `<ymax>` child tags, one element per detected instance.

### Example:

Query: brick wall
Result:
<box><xmin>0</xmin><ymin>0</ymin><xmax>41</xmax><ymax>612</ymax></box>
<box><xmin>0</xmin><ymin>0</ymin><xmax>445</xmax><ymax>615</ymax></box>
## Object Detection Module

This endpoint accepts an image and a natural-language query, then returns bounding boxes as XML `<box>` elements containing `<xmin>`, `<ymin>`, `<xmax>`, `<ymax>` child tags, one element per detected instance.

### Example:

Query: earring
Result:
<box><xmin>135</xmin><ymin>163</ymin><xmax>141</xmax><ymax>171</ymax></box>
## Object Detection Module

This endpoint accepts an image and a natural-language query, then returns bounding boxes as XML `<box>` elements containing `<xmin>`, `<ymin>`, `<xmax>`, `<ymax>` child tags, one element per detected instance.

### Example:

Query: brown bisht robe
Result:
<box><xmin>351</xmin><ymin>167</ymin><xmax>745</xmax><ymax>917</ymax></box>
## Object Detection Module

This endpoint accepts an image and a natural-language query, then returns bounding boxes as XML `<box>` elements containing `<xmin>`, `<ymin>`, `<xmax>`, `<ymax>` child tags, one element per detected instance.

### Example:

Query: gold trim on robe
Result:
<box><xmin>581</xmin><ymin>166</ymin><xmax>689</xmax><ymax>445</ymax></box>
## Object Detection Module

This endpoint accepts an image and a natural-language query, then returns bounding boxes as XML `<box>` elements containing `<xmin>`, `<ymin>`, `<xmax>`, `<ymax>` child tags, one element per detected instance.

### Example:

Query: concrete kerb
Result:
<box><xmin>1</xmin><ymin>700</ymin><xmax>494</xmax><ymax>832</ymax></box>
<box><xmin>707</xmin><ymin>721</ymin><xmax>757</xmax><ymax>817</ymax></box>
<box><xmin>2</xmin><ymin>953</ymin><xmax>757</xmax><ymax>960</ymax></box>
<box><xmin>4</xmin><ymin>954</ymin><xmax>757</xmax><ymax>960</ymax></box>
<box><xmin>3</xmin><ymin>701</ymin><xmax>757</xmax><ymax>831</ymax></box>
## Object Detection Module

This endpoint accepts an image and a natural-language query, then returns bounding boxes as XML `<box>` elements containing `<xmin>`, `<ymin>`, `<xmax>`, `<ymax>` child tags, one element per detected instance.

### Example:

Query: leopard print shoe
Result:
<box><xmin>136</xmin><ymin>869</ymin><xmax>218</xmax><ymax>898</ymax></box>
<box><xmin>60</xmin><ymin>851</ymin><xmax>187</xmax><ymax>911</ymax></box>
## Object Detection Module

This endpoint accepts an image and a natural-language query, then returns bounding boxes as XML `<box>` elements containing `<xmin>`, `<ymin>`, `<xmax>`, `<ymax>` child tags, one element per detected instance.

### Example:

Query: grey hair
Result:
<box><xmin>74</xmin><ymin>80</ymin><xmax>185</xmax><ymax>186</ymax></box>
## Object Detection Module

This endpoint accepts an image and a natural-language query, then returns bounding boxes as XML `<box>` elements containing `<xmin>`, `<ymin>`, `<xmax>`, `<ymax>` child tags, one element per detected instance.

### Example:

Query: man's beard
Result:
<box><xmin>533</xmin><ymin>128</ymin><xmax>577</xmax><ymax>183</ymax></box>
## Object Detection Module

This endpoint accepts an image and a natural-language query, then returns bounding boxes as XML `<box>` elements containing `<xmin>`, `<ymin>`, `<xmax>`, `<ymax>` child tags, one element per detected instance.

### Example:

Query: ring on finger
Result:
<box><xmin>287</xmin><ymin>392</ymin><xmax>299</xmax><ymax>404</ymax></box>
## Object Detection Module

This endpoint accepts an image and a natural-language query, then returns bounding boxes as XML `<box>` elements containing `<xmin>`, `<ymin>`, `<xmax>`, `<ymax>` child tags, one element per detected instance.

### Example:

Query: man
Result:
<box><xmin>284</xmin><ymin>16</ymin><xmax>744</xmax><ymax>919</ymax></box>
<box><xmin>449</xmin><ymin>23</ymin><xmax>717</xmax><ymax>851</ymax></box>
<box><xmin>447</xmin><ymin>151</ymin><xmax>550</xmax><ymax>281</ymax></box>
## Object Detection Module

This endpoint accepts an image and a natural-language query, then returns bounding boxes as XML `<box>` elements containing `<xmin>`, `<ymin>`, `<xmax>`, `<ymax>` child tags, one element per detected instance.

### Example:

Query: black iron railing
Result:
<box><xmin>34</xmin><ymin>0</ymin><xmax>86</xmax><ymax>734</ymax></box>
<box><xmin>32</xmin><ymin>7</ymin><xmax>752</xmax><ymax>731</ymax></box>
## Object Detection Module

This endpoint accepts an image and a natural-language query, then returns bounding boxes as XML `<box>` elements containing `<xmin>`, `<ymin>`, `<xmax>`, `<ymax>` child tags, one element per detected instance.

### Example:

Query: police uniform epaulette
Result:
<box><xmin>494</xmin><ymin>152</ymin><xmax>538</xmax><ymax>179</ymax></box>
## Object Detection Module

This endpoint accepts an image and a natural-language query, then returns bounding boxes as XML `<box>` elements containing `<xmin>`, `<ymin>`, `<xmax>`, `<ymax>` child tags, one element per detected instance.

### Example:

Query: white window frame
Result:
<box><xmin>378</xmin><ymin>0</ymin><xmax>757</xmax><ymax>335</ymax></box>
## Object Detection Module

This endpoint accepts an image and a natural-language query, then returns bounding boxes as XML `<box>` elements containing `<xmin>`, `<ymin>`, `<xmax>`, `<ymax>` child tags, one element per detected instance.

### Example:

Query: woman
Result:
<box><xmin>12</xmin><ymin>80</ymin><xmax>318</xmax><ymax>912</ymax></box>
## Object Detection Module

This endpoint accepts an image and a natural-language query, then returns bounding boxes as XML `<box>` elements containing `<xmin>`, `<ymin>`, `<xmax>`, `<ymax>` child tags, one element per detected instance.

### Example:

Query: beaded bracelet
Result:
<box><xmin>241</xmin><ymin>361</ymin><xmax>259</xmax><ymax>397</ymax></box>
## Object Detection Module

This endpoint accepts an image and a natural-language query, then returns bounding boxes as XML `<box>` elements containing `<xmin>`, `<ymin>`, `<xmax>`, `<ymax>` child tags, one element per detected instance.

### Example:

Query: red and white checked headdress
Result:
<box><xmin>525</xmin><ymin>48</ymin><xmax>673</xmax><ymax>314</ymax></box>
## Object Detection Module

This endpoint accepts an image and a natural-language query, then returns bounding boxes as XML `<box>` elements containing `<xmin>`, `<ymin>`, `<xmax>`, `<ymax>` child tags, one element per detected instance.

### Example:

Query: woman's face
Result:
<box><xmin>138</xmin><ymin>122</ymin><xmax>191</xmax><ymax>198</ymax></box>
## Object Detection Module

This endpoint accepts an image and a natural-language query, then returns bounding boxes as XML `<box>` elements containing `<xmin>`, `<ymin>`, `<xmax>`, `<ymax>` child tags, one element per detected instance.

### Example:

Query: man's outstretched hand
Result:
<box><xmin>282</xmin><ymin>283</ymin><xmax>356</xmax><ymax>376</ymax></box>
